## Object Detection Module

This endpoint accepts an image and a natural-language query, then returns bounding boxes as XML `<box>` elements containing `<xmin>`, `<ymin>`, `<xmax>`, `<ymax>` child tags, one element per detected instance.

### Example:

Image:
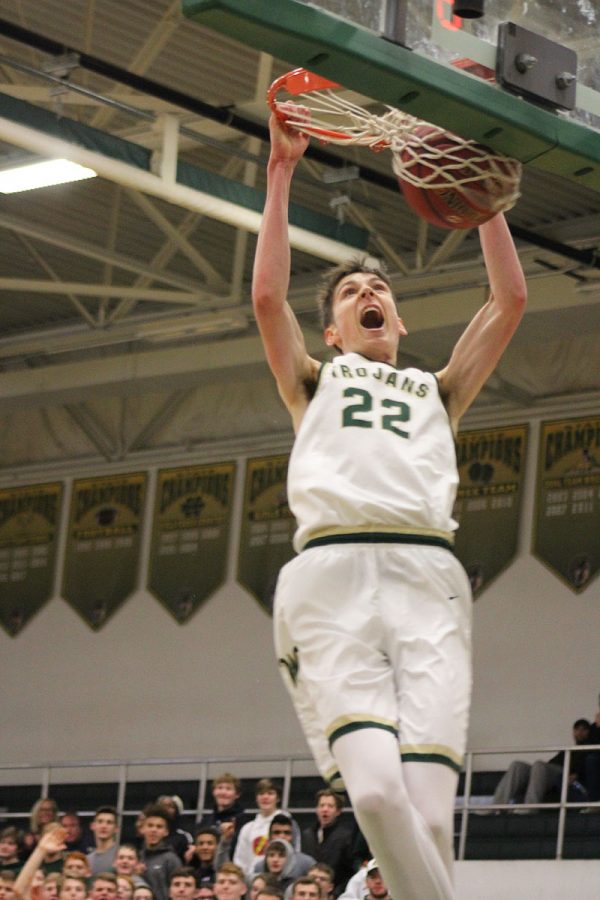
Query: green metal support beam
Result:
<box><xmin>183</xmin><ymin>0</ymin><xmax>600</xmax><ymax>192</ymax></box>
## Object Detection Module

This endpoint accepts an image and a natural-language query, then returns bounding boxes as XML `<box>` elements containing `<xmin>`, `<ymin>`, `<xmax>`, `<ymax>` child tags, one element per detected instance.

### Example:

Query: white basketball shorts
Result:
<box><xmin>273</xmin><ymin>541</ymin><xmax>472</xmax><ymax>788</ymax></box>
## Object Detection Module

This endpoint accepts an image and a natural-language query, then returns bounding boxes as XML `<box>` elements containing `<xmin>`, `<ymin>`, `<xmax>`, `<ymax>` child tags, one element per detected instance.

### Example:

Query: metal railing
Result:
<box><xmin>0</xmin><ymin>754</ymin><xmax>322</xmax><ymax>823</ymax></box>
<box><xmin>1</xmin><ymin>746</ymin><xmax>599</xmax><ymax>862</ymax></box>
<box><xmin>456</xmin><ymin>743</ymin><xmax>600</xmax><ymax>861</ymax></box>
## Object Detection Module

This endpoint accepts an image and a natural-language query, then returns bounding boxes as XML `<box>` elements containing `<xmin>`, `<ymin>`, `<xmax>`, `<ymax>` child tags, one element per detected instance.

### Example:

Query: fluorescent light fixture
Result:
<box><xmin>0</xmin><ymin>158</ymin><xmax>97</xmax><ymax>193</ymax></box>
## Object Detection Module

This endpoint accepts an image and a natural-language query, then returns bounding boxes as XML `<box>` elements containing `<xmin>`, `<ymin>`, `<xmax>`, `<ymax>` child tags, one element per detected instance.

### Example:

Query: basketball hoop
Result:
<box><xmin>268</xmin><ymin>67</ymin><xmax>522</xmax><ymax>224</ymax></box>
<box><xmin>267</xmin><ymin>67</ymin><xmax>397</xmax><ymax>149</ymax></box>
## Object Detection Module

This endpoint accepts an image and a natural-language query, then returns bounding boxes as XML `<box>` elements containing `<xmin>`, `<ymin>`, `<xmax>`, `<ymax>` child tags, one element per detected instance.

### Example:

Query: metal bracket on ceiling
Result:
<box><xmin>41</xmin><ymin>51</ymin><xmax>81</xmax><ymax>115</ymax></box>
<box><xmin>41</xmin><ymin>51</ymin><xmax>80</xmax><ymax>79</ymax></box>
<box><xmin>150</xmin><ymin>113</ymin><xmax>181</xmax><ymax>184</ymax></box>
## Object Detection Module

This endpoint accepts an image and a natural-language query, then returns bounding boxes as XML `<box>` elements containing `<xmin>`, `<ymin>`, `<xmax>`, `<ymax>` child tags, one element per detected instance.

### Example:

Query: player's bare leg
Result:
<box><xmin>333</xmin><ymin>729</ymin><xmax>455</xmax><ymax>900</ymax></box>
<box><xmin>402</xmin><ymin>761</ymin><xmax>459</xmax><ymax>877</ymax></box>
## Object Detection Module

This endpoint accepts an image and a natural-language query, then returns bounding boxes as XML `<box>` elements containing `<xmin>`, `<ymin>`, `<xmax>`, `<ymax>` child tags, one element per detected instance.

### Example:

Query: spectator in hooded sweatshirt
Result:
<box><xmin>258</xmin><ymin>841</ymin><xmax>295</xmax><ymax>895</ymax></box>
<box><xmin>233</xmin><ymin>782</ymin><xmax>299</xmax><ymax>878</ymax></box>
<box><xmin>138</xmin><ymin>805</ymin><xmax>181</xmax><ymax>900</ymax></box>
<box><xmin>252</xmin><ymin>818</ymin><xmax>314</xmax><ymax>887</ymax></box>
<box><xmin>252</xmin><ymin>832</ymin><xmax>315</xmax><ymax>897</ymax></box>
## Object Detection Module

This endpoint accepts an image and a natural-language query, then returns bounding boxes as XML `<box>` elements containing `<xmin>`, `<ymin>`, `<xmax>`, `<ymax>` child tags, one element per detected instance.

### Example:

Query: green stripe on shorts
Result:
<box><xmin>325</xmin><ymin>767</ymin><xmax>346</xmax><ymax>793</ymax></box>
<box><xmin>401</xmin><ymin>750</ymin><xmax>463</xmax><ymax>774</ymax></box>
<box><xmin>329</xmin><ymin>719</ymin><xmax>399</xmax><ymax>748</ymax></box>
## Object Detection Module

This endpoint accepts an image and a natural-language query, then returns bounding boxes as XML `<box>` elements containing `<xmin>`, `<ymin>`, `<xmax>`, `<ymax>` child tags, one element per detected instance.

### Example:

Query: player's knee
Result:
<box><xmin>350</xmin><ymin>778</ymin><xmax>408</xmax><ymax>821</ymax></box>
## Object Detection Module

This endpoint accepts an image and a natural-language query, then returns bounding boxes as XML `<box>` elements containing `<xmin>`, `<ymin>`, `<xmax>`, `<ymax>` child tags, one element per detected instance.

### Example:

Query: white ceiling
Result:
<box><xmin>1</xmin><ymin>0</ymin><xmax>600</xmax><ymax>481</ymax></box>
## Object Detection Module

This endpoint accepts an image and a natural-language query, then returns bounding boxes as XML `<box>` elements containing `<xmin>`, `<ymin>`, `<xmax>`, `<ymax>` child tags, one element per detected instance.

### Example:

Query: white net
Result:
<box><xmin>283</xmin><ymin>90</ymin><xmax>400</xmax><ymax>149</ymax></box>
<box><xmin>279</xmin><ymin>86</ymin><xmax>522</xmax><ymax>213</ymax></box>
<box><xmin>387</xmin><ymin>113</ymin><xmax>522</xmax><ymax>213</ymax></box>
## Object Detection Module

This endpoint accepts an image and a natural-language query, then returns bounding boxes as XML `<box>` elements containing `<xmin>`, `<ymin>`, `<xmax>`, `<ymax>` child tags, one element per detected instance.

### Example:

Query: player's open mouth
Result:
<box><xmin>360</xmin><ymin>305</ymin><xmax>384</xmax><ymax>329</ymax></box>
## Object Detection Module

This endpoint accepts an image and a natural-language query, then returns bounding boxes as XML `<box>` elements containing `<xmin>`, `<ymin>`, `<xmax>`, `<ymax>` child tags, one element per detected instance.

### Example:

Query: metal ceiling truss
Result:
<box><xmin>0</xmin><ymin>7</ymin><xmax>600</xmax><ymax>476</ymax></box>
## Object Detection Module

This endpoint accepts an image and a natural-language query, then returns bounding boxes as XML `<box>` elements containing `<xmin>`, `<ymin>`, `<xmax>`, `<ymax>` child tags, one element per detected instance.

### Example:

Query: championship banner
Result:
<box><xmin>148</xmin><ymin>462</ymin><xmax>236</xmax><ymax>622</ymax></box>
<box><xmin>0</xmin><ymin>482</ymin><xmax>62</xmax><ymax>636</ymax></box>
<box><xmin>453</xmin><ymin>424</ymin><xmax>528</xmax><ymax>597</ymax></box>
<box><xmin>238</xmin><ymin>454</ymin><xmax>296</xmax><ymax>613</ymax></box>
<box><xmin>534</xmin><ymin>417</ymin><xmax>600</xmax><ymax>592</ymax></box>
<box><xmin>63</xmin><ymin>472</ymin><xmax>147</xmax><ymax>629</ymax></box>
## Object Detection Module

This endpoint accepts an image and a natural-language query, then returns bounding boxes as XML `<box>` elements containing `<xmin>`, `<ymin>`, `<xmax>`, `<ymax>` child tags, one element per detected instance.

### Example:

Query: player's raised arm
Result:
<box><xmin>436</xmin><ymin>212</ymin><xmax>527</xmax><ymax>430</ymax></box>
<box><xmin>253</xmin><ymin>107</ymin><xmax>320</xmax><ymax>427</ymax></box>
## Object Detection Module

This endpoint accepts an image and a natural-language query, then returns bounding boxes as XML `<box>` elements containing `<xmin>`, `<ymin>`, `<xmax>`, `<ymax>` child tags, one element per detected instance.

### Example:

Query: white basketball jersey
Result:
<box><xmin>288</xmin><ymin>352</ymin><xmax>459</xmax><ymax>551</ymax></box>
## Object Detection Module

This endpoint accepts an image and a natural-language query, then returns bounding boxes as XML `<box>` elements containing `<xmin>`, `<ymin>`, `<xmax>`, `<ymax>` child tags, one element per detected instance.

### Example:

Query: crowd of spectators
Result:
<box><xmin>0</xmin><ymin>775</ymin><xmax>372</xmax><ymax>900</ymax></box>
<box><xmin>2</xmin><ymin>707</ymin><xmax>600</xmax><ymax>900</ymax></box>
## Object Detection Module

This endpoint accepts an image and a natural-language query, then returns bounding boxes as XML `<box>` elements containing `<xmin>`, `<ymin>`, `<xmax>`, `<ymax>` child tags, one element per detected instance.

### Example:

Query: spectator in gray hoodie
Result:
<box><xmin>252</xmin><ymin>834</ymin><xmax>315</xmax><ymax>897</ymax></box>
<box><xmin>139</xmin><ymin>806</ymin><xmax>181</xmax><ymax>900</ymax></box>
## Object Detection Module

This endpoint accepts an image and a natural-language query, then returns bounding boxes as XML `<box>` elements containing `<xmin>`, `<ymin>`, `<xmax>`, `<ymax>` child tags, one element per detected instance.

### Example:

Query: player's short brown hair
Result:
<box><xmin>316</xmin><ymin>258</ymin><xmax>392</xmax><ymax>329</ymax></box>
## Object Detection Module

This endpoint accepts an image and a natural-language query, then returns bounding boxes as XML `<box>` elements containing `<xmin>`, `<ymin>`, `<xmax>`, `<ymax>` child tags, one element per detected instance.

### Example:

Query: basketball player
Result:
<box><xmin>253</xmin><ymin>105</ymin><xmax>526</xmax><ymax>900</ymax></box>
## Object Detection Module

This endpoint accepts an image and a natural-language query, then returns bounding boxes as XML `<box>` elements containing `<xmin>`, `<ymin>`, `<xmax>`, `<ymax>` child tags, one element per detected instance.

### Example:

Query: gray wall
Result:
<box><xmin>1</xmin><ymin>416</ymin><xmax>598</xmax><ymax>769</ymax></box>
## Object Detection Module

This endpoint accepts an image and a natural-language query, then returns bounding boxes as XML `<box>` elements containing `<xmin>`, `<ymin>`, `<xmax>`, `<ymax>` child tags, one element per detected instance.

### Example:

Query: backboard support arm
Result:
<box><xmin>383</xmin><ymin>0</ymin><xmax>409</xmax><ymax>46</ymax></box>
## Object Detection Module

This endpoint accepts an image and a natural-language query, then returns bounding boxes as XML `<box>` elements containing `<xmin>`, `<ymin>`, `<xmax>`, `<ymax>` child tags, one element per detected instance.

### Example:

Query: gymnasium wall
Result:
<box><xmin>0</xmin><ymin>410</ymin><xmax>598</xmax><ymax>769</ymax></box>
<box><xmin>455</xmin><ymin>860</ymin><xmax>600</xmax><ymax>900</ymax></box>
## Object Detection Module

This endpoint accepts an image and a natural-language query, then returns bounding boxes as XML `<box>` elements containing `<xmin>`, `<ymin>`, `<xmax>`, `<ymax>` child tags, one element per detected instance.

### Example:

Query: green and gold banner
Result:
<box><xmin>148</xmin><ymin>462</ymin><xmax>236</xmax><ymax>622</ymax></box>
<box><xmin>63</xmin><ymin>472</ymin><xmax>147</xmax><ymax>629</ymax></box>
<box><xmin>238</xmin><ymin>454</ymin><xmax>296</xmax><ymax>613</ymax></box>
<box><xmin>534</xmin><ymin>417</ymin><xmax>600</xmax><ymax>592</ymax></box>
<box><xmin>453</xmin><ymin>424</ymin><xmax>528</xmax><ymax>597</ymax></box>
<box><xmin>0</xmin><ymin>482</ymin><xmax>62</xmax><ymax>636</ymax></box>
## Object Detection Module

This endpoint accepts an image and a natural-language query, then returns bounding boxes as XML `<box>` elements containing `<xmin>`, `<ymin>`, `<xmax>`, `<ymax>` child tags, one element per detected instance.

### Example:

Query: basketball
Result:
<box><xmin>396</xmin><ymin>125</ymin><xmax>519</xmax><ymax>229</ymax></box>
